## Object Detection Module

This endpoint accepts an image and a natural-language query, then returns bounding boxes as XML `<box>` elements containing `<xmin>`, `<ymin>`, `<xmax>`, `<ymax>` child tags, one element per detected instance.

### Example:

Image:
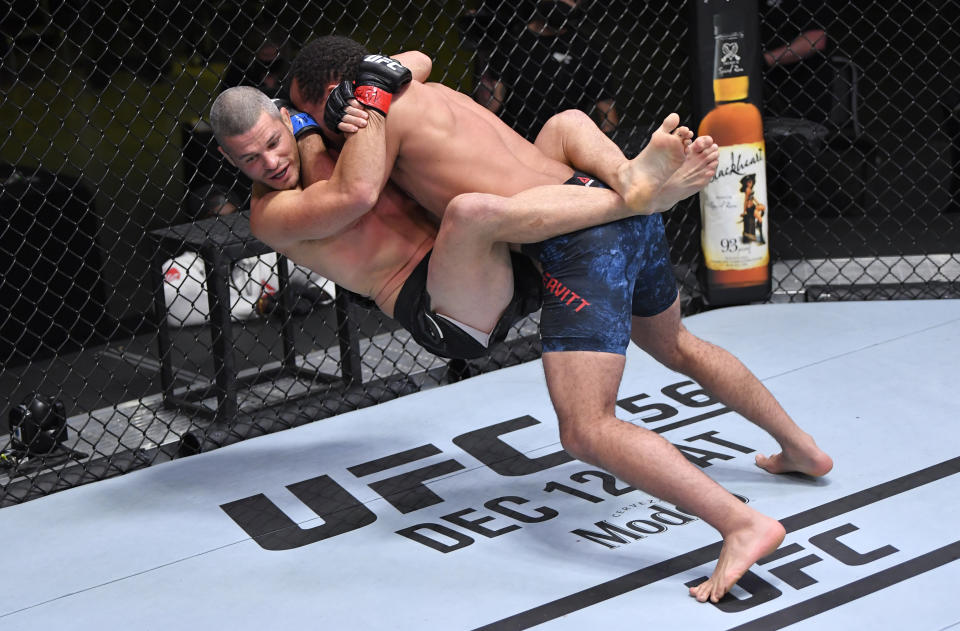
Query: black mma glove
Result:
<box><xmin>272</xmin><ymin>98</ymin><xmax>320</xmax><ymax>139</ymax></box>
<box><xmin>352</xmin><ymin>54</ymin><xmax>412</xmax><ymax>116</ymax></box>
<box><xmin>323</xmin><ymin>80</ymin><xmax>356</xmax><ymax>133</ymax></box>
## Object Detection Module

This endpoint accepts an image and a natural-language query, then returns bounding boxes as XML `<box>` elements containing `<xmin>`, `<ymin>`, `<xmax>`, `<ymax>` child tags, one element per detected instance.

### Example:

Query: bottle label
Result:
<box><xmin>711</xmin><ymin>13</ymin><xmax>749</xmax><ymax>102</ymax></box>
<box><xmin>700</xmin><ymin>141</ymin><xmax>769</xmax><ymax>271</ymax></box>
<box><xmin>715</xmin><ymin>29</ymin><xmax>745</xmax><ymax>80</ymax></box>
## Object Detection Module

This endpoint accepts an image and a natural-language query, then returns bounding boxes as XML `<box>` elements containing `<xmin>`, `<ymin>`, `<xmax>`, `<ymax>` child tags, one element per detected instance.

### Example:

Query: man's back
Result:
<box><xmin>384</xmin><ymin>80</ymin><xmax>575</xmax><ymax>217</ymax></box>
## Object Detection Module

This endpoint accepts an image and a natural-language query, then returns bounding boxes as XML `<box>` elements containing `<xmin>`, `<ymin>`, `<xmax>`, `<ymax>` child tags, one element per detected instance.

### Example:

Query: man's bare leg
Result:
<box><xmin>626</xmin><ymin>299</ymin><xmax>833</xmax><ymax>600</ymax></box>
<box><xmin>426</xmin><ymin>183</ymin><xmax>625</xmax><ymax>332</ymax></box>
<box><xmin>425</xmin><ymin>118</ymin><xmax>688</xmax><ymax>332</ymax></box>
<box><xmin>535</xmin><ymin>110</ymin><xmax>688</xmax><ymax>212</ymax></box>
<box><xmin>630</xmin><ymin>298</ymin><xmax>834</xmax><ymax>477</ymax></box>
<box><xmin>534</xmin><ymin>110</ymin><xmax>718</xmax><ymax>213</ymax></box>
<box><xmin>541</xmin><ymin>349</ymin><xmax>786</xmax><ymax>604</ymax></box>
<box><xmin>348</xmin><ymin>105</ymin><xmax>691</xmax><ymax>217</ymax></box>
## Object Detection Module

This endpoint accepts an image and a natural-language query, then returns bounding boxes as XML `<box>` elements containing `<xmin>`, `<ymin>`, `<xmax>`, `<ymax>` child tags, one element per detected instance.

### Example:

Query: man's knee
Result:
<box><xmin>442</xmin><ymin>192</ymin><xmax>507</xmax><ymax>237</ymax></box>
<box><xmin>544</xmin><ymin>109</ymin><xmax>594</xmax><ymax>135</ymax></box>
<box><xmin>557</xmin><ymin>414</ymin><xmax>608</xmax><ymax>464</ymax></box>
<box><xmin>558</xmin><ymin>421</ymin><xmax>589</xmax><ymax>462</ymax></box>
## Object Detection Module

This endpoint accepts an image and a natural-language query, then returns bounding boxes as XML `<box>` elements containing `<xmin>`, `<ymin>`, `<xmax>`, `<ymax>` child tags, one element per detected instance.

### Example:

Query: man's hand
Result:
<box><xmin>323</xmin><ymin>81</ymin><xmax>357</xmax><ymax>133</ymax></box>
<box><xmin>323</xmin><ymin>54</ymin><xmax>413</xmax><ymax>133</ymax></box>
<box><xmin>323</xmin><ymin>81</ymin><xmax>370</xmax><ymax>134</ymax></box>
<box><xmin>352</xmin><ymin>54</ymin><xmax>412</xmax><ymax>116</ymax></box>
<box><xmin>338</xmin><ymin>104</ymin><xmax>369</xmax><ymax>133</ymax></box>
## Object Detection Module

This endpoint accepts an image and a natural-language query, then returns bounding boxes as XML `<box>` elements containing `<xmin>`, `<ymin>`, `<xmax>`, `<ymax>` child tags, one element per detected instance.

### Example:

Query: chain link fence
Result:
<box><xmin>1</xmin><ymin>0</ymin><xmax>957</xmax><ymax>506</ymax></box>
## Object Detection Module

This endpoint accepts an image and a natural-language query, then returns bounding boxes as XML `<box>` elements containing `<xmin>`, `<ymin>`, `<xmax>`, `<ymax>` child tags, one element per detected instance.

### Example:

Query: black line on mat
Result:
<box><xmin>726</xmin><ymin>539</ymin><xmax>960</xmax><ymax>630</ymax></box>
<box><xmin>473</xmin><ymin>455</ymin><xmax>960</xmax><ymax>631</ymax></box>
<box><xmin>653</xmin><ymin>407</ymin><xmax>732</xmax><ymax>434</ymax></box>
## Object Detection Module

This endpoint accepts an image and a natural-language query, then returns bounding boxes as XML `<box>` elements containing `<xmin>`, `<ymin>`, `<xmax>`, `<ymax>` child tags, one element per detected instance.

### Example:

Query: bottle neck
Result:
<box><xmin>713</xmin><ymin>75</ymin><xmax>749</xmax><ymax>104</ymax></box>
<box><xmin>711</xmin><ymin>12</ymin><xmax>750</xmax><ymax>106</ymax></box>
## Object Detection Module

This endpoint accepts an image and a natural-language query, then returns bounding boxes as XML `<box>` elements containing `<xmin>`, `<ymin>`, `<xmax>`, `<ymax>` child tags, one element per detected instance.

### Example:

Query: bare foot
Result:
<box><xmin>651</xmin><ymin>135</ymin><xmax>720</xmax><ymax>212</ymax></box>
<box><xmin>756</xmin><ymin>437</ymin><xmax>834</xmax><ymax>477</ymax></box>
<box><xmin>689</xmin><ymin>513</ymin><xmax>786</xmax><ymax>603</ymax></box>
<box><xmin>614</xmin><ymin>113</ymin><xmax>687</xmax><ymax>213</ymax></box>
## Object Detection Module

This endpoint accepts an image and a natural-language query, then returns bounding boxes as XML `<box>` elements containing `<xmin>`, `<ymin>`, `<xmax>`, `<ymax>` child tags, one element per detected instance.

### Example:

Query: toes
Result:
<box><xmin>690</xmin><ymin>579</ymin><xmax>710</xmax><ymax>603</ymax></box>
<box><xmin>691</xmin><ymin>136</ymin><xmax>718</xmax><ymax>156</ymax></box>
<box><xmin>699</xmin><ymin>584</ymin><xmax>712</xmax><ymax>603</ymax></box>
<box><xmin>662</xmin><ymin>112</ymin><xmax>681</xmax><ymax>131</ymax></box>
<box><xmin>712</xmin><ymin>580</ymin><xmax>729</xmax><ymax>603</ymax></box>
<box><xmin>692</xmin><ymin>136</ymin><xmax>711</xmax><ymax>151</ymax></box>
<box><xmin>755</xmin><ymin>453</ymin><xmax>778</xmax><ymax>472</ymax></box>
<box><xmin>692</xmin><ymin>580</ymin><xmax>712</xmax><ymax>602</ymax></box>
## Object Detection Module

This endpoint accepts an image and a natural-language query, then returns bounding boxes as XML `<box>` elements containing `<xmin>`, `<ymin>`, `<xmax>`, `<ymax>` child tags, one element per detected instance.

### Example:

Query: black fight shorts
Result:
<box><xmin>392</xmin><ymin>249</ymin><xmax>543</xmax><ymax>359</ymax></box>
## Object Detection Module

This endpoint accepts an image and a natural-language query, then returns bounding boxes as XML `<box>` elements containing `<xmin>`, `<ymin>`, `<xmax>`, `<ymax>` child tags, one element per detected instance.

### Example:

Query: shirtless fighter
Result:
<box><xmin>221</xmin><ymin>52</ymin><xmax>702</xmax><ymax>360</ymax></box>
<box><xmin>212</xmin><ymin>83</ymin><xmax>682</xmax><ymax>354</ymax></box>
<box><xmin>285</xmin><ymin>36</ymin><xmax>833</xmax><ymax>603</ymax></box>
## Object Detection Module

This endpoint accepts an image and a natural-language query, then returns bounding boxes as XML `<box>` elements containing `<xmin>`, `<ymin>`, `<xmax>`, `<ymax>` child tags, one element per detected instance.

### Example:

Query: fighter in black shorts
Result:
<box><xmin>392</xmin><ymin>249</ymin><xmax>543</xmax><ymax>359</ymax></box>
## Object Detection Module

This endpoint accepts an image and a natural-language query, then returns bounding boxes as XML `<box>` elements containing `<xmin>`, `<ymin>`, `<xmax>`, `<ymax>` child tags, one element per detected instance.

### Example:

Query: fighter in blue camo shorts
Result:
<box><xmin>522</xmin><ymin>172</ymin><xmax>678</xmax><ymax>355</ymax></box>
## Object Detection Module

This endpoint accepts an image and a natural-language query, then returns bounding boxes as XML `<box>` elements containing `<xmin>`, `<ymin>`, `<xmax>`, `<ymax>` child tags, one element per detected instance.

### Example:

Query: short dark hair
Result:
<box><xmin>290</xmin><ymin>35</ymin><xmax>368</xmax><ymax>104</ymax></box>
<box><xmin>209</xmin><ymin>86</ymin><xmax>280</xmax><ymax>145</ymax></box>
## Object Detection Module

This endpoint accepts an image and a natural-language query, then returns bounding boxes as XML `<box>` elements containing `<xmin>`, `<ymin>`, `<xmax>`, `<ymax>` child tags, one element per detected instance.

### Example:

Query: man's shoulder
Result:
<box><xmin>393</xmin><ymin>80</ymin><xmax>456</xmax><ymax>128</ymax></box>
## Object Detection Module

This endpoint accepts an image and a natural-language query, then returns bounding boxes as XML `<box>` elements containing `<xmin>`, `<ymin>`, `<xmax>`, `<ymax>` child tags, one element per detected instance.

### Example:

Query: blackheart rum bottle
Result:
<box><xmin>698</xmin><ymin>11</ymin><xmax>771</xmax><ymax>305</ymax></box>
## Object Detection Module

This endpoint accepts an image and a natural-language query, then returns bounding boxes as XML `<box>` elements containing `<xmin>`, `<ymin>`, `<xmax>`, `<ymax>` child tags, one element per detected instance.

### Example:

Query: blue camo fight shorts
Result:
<box><xmin>521</xmin><ymin>173</ymin><xmax>678</xmax><ymax>355</ymax></box>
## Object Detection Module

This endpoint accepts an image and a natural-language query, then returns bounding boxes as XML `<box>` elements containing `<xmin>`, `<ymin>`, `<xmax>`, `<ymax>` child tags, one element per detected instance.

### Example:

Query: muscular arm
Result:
<box><xmin>394</xmin><ymin>51</ymin><xmax>432</xmax><ymax>83</ymax></box>
<box><xmin>250</xmin><ymin>113</ymin><xmax>387</xmax><ymax>249</ymax></box>
<box><xmin>283</xmin><ymin>52</ymin><xmax>418</xmax><ymax>226</ymax></box>
<box><xmin>334</xmin><ymin>51</ymin><xmax>431</xmax><ymax>132</ymax></box>
<box><xmin>312</xmin><ymin>72</ymin><xmax>414</xmax><ymax>218</ymax></box>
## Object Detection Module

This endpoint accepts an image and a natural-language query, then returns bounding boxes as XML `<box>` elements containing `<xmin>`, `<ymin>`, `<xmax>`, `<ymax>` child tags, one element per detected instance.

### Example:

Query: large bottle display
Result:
<box><xmin>694</xmin><ymin>5</ymin><xmax>771</xmax><ymax>305</ymax></box>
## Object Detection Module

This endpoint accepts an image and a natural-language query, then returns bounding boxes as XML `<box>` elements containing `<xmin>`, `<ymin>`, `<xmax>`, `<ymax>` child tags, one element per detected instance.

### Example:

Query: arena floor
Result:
<box><xmin>1</xmin><ymin>300</ymin><xmax>958</xmax><ymax>630</ymax></box>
